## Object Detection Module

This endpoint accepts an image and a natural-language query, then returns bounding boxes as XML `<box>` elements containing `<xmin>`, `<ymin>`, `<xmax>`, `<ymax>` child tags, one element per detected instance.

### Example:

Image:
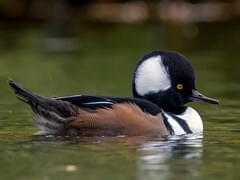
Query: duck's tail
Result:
<box><xmin>9</xmin><ymin>80</ymin><xmax>42</xmax><ymax>105</ymax></box>
<box><xmin>8</xmin><ymin>80</ymin><xmax>78</xmax><ymax>135</ymax></box>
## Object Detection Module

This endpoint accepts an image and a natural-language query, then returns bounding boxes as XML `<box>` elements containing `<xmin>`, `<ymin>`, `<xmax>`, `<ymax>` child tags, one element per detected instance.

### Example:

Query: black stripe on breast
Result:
<box><xmin>168</xmin><ymin>113</ymin><xmax>192</xmax><ymax>134</ymax></box>
<box><xmin>161</xmin><ymin>113</ymin><xmax>174</xmax><ymax>135</ymax></box>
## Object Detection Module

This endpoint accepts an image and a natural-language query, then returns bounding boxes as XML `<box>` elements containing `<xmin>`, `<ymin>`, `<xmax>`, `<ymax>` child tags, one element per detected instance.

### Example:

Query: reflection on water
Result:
<box><xmin>137</xmin><ymin>134</ymin><xmax>203</xmax><ymax>180</ymax></box>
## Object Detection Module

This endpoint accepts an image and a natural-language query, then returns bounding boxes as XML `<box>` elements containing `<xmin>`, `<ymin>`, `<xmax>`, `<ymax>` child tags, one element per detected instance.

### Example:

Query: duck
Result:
<box><xmin>9</xmin><ymin>50</ymin><xmax>219</xmax><ymax>137</ymax></box>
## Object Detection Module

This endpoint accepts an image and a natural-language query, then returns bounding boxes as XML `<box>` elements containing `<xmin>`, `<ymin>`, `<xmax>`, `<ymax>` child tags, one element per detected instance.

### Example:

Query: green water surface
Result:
<box><xmin>0</xmin><ymin>23</ymin><xmax>240</xmax><ymax>180</ymax></box>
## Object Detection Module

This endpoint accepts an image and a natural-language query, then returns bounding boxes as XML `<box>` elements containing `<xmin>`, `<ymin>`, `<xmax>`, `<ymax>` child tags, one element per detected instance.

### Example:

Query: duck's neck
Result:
<box><xmin>140</xmin><ymin>90</ymin><xmax>187</xmax><ymax>115</ymax></box>
<box><xmin>164</xmin><ymin>106</ymin><xmax>187</xmax><ymax>114</ymax></box>
<box><xmin>162</xmin><ymin>107</ymin><xmax>203</xmax><ymax>136</ymax></box>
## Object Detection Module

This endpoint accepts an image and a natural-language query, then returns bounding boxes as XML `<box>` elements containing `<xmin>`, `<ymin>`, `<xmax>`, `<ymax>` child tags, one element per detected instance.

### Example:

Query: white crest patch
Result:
<box><xmin>135</xmin><ymin>55</ymin><xmax>171</xmax><ymax>96</ymax></box>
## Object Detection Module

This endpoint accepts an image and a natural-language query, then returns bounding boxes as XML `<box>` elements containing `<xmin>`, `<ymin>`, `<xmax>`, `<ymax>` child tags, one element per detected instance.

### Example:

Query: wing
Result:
<box><xmin>56</xmin><ymin>95</ymin><xmax>162</xmax><ymax>115</ymax></box>
<box><xmin>55</xmin><ymin>95</ymin><xmax>115</xmax><ymax>109</ymax></box>
<box><xmin>66</xmin><ymin>103</ymin><xmax>168</xmax><ymax>136</ymax></box>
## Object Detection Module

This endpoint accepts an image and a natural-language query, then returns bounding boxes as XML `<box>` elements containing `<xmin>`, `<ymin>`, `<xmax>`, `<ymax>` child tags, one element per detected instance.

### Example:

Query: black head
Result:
<box><xmin>132</xmin><ymin>50</ymin><xmax>219</xmax><ymax>114</ymax></box>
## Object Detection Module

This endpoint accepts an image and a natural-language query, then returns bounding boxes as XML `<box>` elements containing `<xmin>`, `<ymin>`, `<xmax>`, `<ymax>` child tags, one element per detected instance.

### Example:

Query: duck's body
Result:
<box><xmin>9</xmin><ymin>51</ymin><xmax>218</xmax><ymax>137</ymax></box>
<box><xmin>57</xmin><ymin>95</ymin><xmax>203</xmax><ymax>136</ymax></box>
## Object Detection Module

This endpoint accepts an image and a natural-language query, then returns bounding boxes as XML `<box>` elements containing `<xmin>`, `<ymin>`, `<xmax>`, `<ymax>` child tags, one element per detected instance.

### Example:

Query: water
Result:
<box><xmin>0</xmin><ymin>23</ymin><xmax>240</xmax><ymax>179</ymax></box>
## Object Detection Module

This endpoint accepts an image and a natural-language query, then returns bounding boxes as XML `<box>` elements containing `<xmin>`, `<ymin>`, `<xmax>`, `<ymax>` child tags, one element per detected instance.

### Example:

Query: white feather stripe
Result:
<box><xmin>163</xmin><ymin>107</ymin><xmax>203</xmax><ymax>135</ymax></box>
<box><xmin>176</xmin><ymin>107</ymin><xmax>203</xmax><ymax>134</ymax></box>
<box><xmin>164</xmin><ymin>113</ymin><xmax>186</xmax><ymax>135</ymax></box>
<box><xmin>83</xmin><ymin>102</ymin><xmax>113</xmax><ymax>105</ymax></box>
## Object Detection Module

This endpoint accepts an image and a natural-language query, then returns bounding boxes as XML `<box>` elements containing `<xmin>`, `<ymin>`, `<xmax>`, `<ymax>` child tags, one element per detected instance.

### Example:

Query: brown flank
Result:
<box><xmin>67</xmin><ymin>103</ymin><xmax>168</xmax><ymax>137</ymax></box>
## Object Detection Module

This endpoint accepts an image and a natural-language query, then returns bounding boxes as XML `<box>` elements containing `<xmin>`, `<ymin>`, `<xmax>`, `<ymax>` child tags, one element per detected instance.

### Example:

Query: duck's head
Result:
<box><xmin>132</xmin><ymin>51</ymin><xmax>219</xmax><ymax>114</ymax></box>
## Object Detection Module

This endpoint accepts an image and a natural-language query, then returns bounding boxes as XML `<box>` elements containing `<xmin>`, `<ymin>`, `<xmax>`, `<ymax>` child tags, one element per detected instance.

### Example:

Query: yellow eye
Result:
<box><xmin>176</xmin><ymin>84</ymin><xmax>183</xmax><ymax>90</ymax></box>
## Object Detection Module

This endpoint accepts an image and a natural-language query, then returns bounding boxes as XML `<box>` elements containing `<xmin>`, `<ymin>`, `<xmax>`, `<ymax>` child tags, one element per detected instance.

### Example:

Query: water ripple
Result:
<box><xmin>137</xmin><ymin>134</ymin><xmax>203</xmax><ymax>180</ymax></box>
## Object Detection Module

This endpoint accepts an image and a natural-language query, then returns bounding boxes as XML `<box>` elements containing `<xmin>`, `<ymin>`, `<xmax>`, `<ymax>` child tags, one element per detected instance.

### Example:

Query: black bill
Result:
<box><xmin>189</xmin><ymin>90</ymin><xmax>219</xmax><ymax>104</ymax></box>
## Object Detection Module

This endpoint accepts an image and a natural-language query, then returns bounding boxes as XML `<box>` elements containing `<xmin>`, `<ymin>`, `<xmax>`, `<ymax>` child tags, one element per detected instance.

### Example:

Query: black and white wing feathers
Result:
<box><xmin>56</xmin><ymin>95</ymin><xmax>162</xmax><ymax>115</ymax></box>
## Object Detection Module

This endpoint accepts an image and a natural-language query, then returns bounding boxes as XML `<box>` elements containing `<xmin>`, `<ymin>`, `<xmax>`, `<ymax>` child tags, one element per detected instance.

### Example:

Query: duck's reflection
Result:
<box><xmin>137</xmin><ymin>134</ymin><xmax>203</xmax><ymax>180</ymax></box>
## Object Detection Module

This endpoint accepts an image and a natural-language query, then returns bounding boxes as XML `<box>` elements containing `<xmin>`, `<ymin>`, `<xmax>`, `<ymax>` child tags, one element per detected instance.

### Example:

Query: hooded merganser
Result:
<box><xmin>9</xmin><ymin>51</ymin><xmax>219</xmax><ymax>136</ymax></box>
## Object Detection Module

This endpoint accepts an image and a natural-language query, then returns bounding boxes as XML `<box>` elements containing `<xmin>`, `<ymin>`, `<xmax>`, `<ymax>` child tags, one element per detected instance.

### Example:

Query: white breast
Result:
<box><xmin>163</xmin><ymin>107</ymin><xmax>203</xmax><ymax>135</ymax></box>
